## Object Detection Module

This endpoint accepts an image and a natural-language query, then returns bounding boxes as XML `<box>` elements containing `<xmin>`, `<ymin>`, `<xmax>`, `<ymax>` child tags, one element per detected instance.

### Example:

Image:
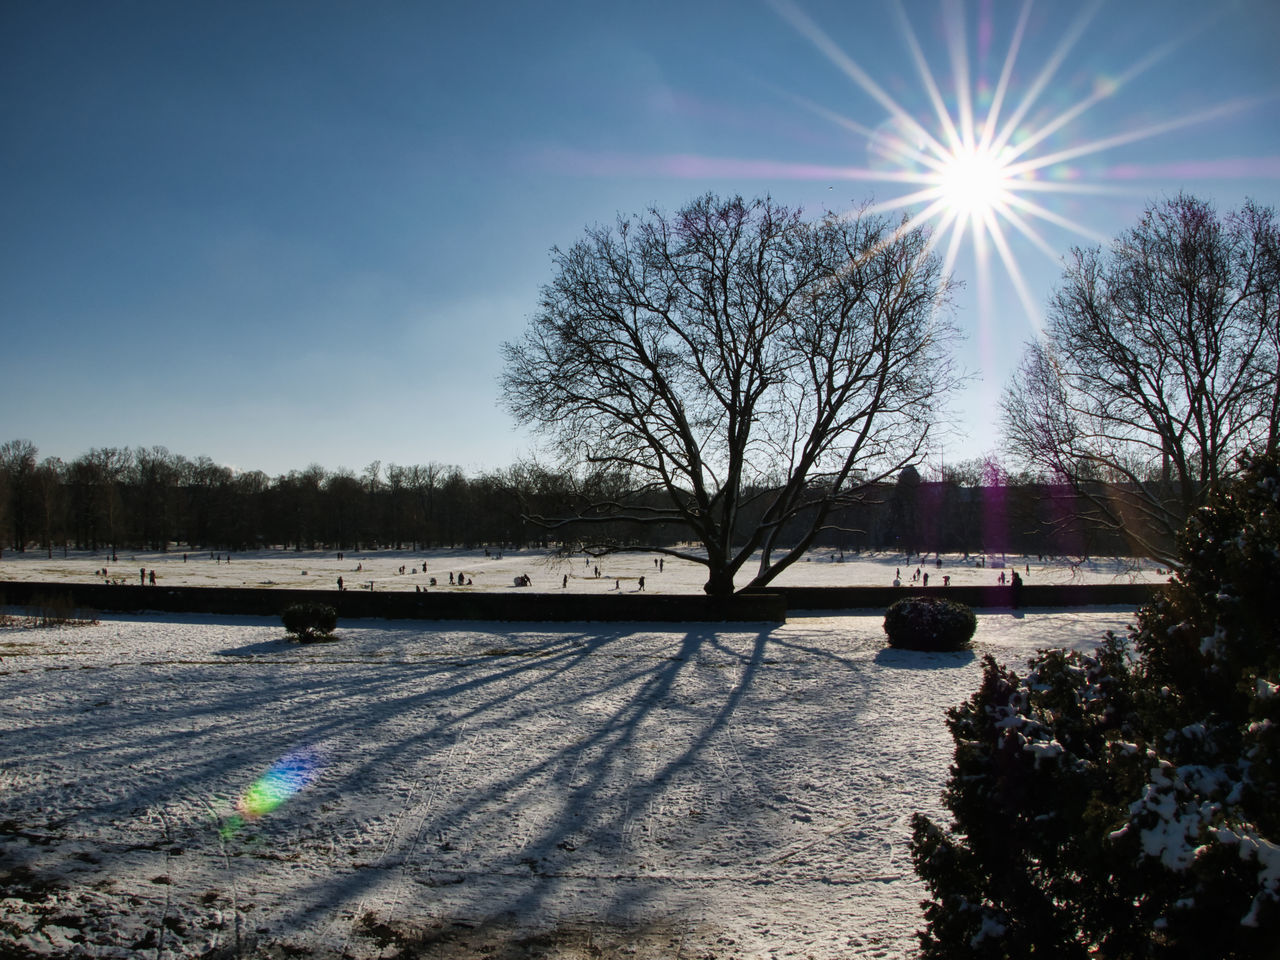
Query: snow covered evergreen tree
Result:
<box><xmin>911</xmin><ymin>451</ymin><xmax>1280</xmax><ymax>958</ymax></box>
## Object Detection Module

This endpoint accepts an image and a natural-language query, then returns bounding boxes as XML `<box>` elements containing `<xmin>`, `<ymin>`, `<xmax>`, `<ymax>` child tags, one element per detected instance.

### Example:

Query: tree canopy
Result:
<box><xmin>1002</xmin><ymin>194</ymin><xmax>1280</xmax><ymax>563</ymax></box>
<box><xmin>501</xmin><ymin>194</ymin><xmax>962</xmax><ymax>595</ymax></box>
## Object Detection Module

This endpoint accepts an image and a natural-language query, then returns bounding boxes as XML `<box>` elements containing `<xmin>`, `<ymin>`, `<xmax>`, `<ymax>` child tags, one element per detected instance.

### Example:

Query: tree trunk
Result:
<box><xmin>702</xmin><ymin>568</ymin><xmax>735</xmax><ymax>597</ymax></box>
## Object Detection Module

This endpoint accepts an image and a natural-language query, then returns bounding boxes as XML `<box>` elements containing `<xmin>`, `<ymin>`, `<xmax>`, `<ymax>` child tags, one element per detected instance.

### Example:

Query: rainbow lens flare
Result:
<box><xmin>222</xmin><ymin>747</ymin><xmax>322</xmax><ymax>837</ymax></box>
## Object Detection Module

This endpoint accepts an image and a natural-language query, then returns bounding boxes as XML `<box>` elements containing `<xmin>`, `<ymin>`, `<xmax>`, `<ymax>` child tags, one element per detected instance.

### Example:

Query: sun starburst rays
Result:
<box><xmin>535</xmin><ymin>2</ymin><xmax>1278</xmax><ymax>343</ymax></box>
<box><xmin>759</xmin><ymin>0</ymin><xmax>1246</xmax><ymax>336</ymax></box>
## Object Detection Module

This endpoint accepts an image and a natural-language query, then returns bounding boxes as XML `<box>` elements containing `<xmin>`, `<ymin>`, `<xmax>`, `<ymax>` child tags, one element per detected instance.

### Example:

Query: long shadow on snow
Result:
<box><xmin>1</xmin><ymin>615</ymin><xmax>887</xmax><ymax>952</ymax></box>
<box><xmin>261</xmin><ymin>622</ymin><xmax>786</xmax><ymax>941</ymax></box>
<box><xmin>873</xmin><ymin>647</ymin><xmax>977</xmax><ymax>670</ymax></box>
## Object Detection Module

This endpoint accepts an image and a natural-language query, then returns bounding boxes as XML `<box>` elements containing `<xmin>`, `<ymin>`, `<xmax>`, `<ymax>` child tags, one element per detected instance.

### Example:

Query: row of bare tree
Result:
<box><xmin>0</xmin><ymin>437</ymin><xmax>1143</xmax><ymax>562</ymax></box>
<box><xmin>0</xmin><ymin>442</ymin><xmax>570</xmax><ymax>556</ymax></box>
<box><xmin>501</xmin><ymin>193</ymin><xmax>1278</xmax><ymax>592</ymax></box>
<box><xmin>4</xmin><ymin>195</ymin><xmax>1273</xmax><ymax>588</ymax></box>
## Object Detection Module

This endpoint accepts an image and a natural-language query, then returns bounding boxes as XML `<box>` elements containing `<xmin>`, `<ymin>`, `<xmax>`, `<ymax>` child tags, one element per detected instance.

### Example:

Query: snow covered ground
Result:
<box><xmin>0</xmin><ymin>550</ymin><xmax>1147</xmax><ymax>958</ymax></box>
<box><xmin>0</xmin><ymin>545</ymin><xmax>1166</xmax><ymax>594</ymax></box>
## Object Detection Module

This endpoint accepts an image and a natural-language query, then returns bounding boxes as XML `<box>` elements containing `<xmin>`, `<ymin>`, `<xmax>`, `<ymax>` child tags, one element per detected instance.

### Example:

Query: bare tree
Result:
<box><xmin>501</xmin><ymin>194</ymin><xmax>961</xmax><ymax>595</ymax></box>
<box><xmin>81</xmin><ymin>447</ymin><xmax>131</xmax><ymax>557</ymax></box>
<box><xmin>0</xmin><ymin>439</ymin><xmax>39</xmax><ymax>551</ymax></box>
<box><xmin>1003</xmin><ymin>195</ymin><xmax>1280</xmax><ymax>563</ymax></box>
<box><xmin>34</xmin><ymin>457</ymin><xmax>65</xmax><ymax>558</ymax></box>
<box><xmin>132</xmin><ymin>446</ymin><xmax>183</xmax><ymax>550</ymax></box>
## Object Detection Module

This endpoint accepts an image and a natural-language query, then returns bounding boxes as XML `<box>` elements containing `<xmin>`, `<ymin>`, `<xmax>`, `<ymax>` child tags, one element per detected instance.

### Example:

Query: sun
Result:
<box><xmin>935</xmin><ymin>143</ymin><xmax>1014</xmax><ymax>219</ymax></box>
<box><xmin>759</xmin><ymin>0</ymin><xmax>1262</xmax><ymax>332</ymax></box>
<box><xmin>576</xmin><ymin>1</ymin><xmax>1268</xmax><ymax>335</ymax></box>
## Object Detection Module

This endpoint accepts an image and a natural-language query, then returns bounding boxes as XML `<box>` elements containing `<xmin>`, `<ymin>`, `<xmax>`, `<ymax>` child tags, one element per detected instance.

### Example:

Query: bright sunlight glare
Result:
<box><xmin>555</xmin><ymin>2</ymin><xmax>1275</xmax><ymax>342</ymax></box>
<box><xmin>935</xmin><ymin>143</ymin><xmax>1015</xmax><ymax>218</ymax></box>
<box><xmin>757</xmin><ymin>0</ymin><xmax>1270</xmax><ymax>334</ymax></box>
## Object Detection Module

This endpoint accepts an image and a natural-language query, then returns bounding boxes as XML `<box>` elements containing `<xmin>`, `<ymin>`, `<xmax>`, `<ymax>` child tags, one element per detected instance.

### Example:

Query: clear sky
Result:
<box><xmin>3</xmin><ymin>0</ymin><xmax>1277</xmax><ymax>477</ymax></box>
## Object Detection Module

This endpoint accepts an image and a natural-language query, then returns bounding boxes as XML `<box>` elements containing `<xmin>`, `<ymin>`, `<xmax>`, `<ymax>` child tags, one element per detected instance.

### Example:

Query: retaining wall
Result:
<box><xmin>742</xmin><ymin>582</ymin><xmax>1163</xmax><ymax>611</ymax></box>
<box><xmin>0</xmin><ymin>581</ymin><xmax>787</xmax><ymax>623</ymax></box>
<box><xmin>2</xmin><ymin>579</ymin><xmax>1165</xmax><ymax>624</ymax></box>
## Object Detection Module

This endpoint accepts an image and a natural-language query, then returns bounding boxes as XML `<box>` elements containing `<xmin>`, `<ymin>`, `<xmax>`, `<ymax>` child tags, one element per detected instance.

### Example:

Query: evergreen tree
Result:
<box><xmin>911</xmin><ymin>451</ymin><xmax>1280</xmax><ymax>958</ymax></box>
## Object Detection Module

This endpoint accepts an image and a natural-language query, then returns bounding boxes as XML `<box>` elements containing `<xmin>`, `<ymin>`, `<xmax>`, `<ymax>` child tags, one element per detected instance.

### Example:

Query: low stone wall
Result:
<box><xmin>0</xmin><ymin>581</ymin><xmax>787</xmax><ymax>623</ymax></box>
<box><xmin>743</xmin><ymin>581</ymin><xmax>1163</xmax><ymax>611</ymax></box>
<box><xmin>1</xmin><ymin>579</ymin><xmax>1164</xmax><ymax>624</ymax></box>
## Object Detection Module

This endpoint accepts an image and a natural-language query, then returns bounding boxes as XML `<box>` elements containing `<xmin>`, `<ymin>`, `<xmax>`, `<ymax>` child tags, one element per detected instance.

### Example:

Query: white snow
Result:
<box><xmin>0</xmin><ymin>549</ymin><xmax>1141</xmax><ymax>958</ymax></box>
<box><xmin>0</xmin><ymin>545</ymin><xmax>1168</xmax><ymax>595</ymax></box>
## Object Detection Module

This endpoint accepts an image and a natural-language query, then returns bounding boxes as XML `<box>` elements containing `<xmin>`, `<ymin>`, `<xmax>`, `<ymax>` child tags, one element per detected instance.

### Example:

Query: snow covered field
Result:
<box><xmin>0</xmin><ymin>550</ymin><xmax>1148</xmax><ymax>958</ymax></box>
<box><xmin>0</xmin><ymin>545</ymin><xmax>1165</xmax><ymax>594</ymax></box>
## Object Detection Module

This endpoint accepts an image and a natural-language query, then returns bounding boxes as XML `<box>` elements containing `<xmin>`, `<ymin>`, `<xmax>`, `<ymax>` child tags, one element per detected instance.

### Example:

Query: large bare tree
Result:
<box><xmin>501</xmin><ymin>194</ymin><xmax>961</xmax><ymax>595</ymax></box>
<box><xmin>1002</xmin><ymin>195</ymin><xmax>1280</xmax><ymax>563</ymax></box>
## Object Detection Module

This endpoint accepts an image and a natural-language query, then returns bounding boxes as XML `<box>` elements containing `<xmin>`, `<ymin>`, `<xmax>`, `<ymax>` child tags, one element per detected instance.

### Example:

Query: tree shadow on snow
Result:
<box><xmin>873</xmin><ymin>646</ymin><xmax>977</xmax><ymax>670</ymax></box>
<box><xmin>214</xmin><ymin>636</ymin><xmax>303</xmax><ymax>656</ymax></box>
<box><xmin>0</xmin><ymin>615</ymin><xmax>907</xmax><ymax>954</ymax></box>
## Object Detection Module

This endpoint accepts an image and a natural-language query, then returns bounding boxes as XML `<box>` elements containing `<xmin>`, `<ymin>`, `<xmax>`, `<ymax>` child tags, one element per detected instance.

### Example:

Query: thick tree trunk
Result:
<box><xmin>702</xmin><ymin>568</ymin><xmax>736</xmax><ymax>597</ymax></box>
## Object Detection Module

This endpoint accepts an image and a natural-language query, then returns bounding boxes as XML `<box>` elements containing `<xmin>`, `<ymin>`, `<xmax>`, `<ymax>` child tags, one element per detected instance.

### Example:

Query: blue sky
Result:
<box><xmin>3</xmin><ymin>0</ymin><xmax>1277</xmax><ymax>477</ymax></box>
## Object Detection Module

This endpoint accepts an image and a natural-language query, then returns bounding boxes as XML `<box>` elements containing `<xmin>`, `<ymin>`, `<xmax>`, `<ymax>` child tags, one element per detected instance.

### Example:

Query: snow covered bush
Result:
<box><xmin>911</xmin><ymin>450</ymin><xmax>1280</xmax><ymax>958</ymax></box>
<box><xmin>281</xmin><ymin>602</ymin><xmax>338</xmax><ymax>642</ymax></box>
<box><xmin>883</xmin><ymin>596</ymin><xmax>976</xmax><ymax>651</ymax></box>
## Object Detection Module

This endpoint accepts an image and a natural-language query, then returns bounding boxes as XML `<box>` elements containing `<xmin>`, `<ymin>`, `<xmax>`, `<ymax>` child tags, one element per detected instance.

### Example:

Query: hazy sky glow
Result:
<box><xmin>3</xmin><ymin>1</ymin><xmax>1277</xmax><ymax>476</ymax></box>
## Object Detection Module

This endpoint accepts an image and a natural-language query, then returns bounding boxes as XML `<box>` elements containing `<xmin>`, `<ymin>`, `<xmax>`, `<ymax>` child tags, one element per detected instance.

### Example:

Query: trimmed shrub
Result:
<box><xmin>883</xmin><ymin>596</ymin><xmax>976</xmax><ymax>651</ymax></box>
<box><xmin>281</xmin><ymin>602</ymin><xmax>338</xmax><ymax>642</ymax></box>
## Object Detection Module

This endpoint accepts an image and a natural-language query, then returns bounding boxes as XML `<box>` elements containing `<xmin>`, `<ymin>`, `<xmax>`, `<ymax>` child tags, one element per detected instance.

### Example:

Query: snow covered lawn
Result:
<box><xmin>0</xmin><ymin>605</ymin><xmax>1136</xmax><ymax>958</ymax></box>
<box><xmin>0</xmin><ymin>545</ymin><xmax>1166</xmax><ymax>595</ymax></box>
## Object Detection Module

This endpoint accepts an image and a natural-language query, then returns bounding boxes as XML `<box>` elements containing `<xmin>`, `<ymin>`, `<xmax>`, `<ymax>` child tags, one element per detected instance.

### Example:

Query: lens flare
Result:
<box><xmin>238</xmin><ymin>747</ymin><xmax>321</xmax><ymax>818</ymax></box>
<box><xmin>219</xmin><ymin>746</ymin><xmax>323</xmax><ymax>838</ymax></box>
<box><xmin>538</xmin><ymin>3</ymin><xmax>1273</xmax><ymax>366</ymax></box>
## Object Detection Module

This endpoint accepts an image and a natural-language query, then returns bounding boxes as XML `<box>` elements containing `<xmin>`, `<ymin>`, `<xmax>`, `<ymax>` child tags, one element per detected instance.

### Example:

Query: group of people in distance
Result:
<box><xmin>891</xmin><ymin>561</ymin><xmax>1024</xmax><ymax>601</ymax></box>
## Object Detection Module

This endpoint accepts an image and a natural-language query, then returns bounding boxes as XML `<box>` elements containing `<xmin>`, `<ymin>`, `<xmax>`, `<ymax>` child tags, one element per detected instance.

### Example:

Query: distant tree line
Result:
<box><xmin>0</xmin><ymin>438</ymin><xmax>1158</xmax><ymax>560</ymax></box>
